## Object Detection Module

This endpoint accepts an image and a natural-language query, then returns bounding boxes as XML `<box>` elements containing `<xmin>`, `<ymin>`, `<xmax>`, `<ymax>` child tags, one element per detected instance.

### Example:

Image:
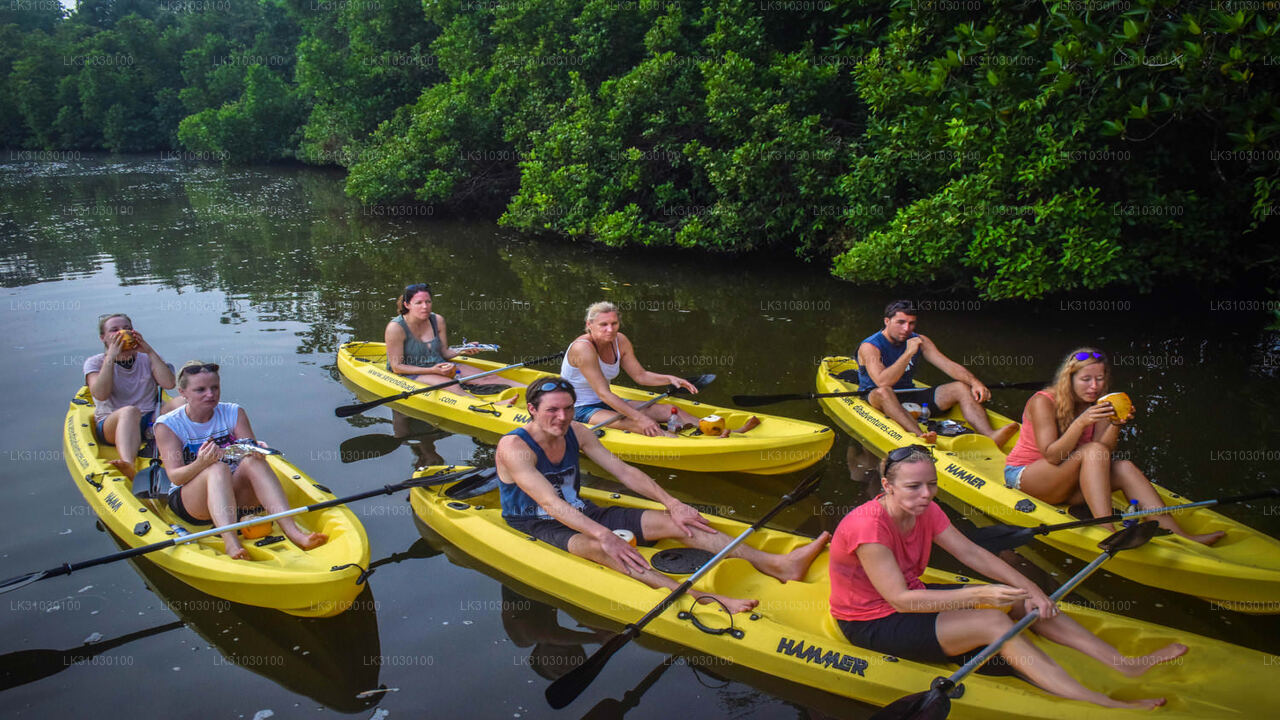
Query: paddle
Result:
<box><xmin>732</xmin><ymin>380</ymin><xmax>1047</xmax><ymax>408</ymax></box>
<box><xmin>335</xmin><ymin>351</ymin><xmax>564</xmax><ymax>418</ymax></box>
<box><xmin>338</xmin><ymin>429</ymin><xmax>449</xmax><ymax>463</ymax></box>
<box><xmin>0</xmin><ymin>620</ymin><xmax>185</xmax><ymax>692</ymax></box>
<box><xmin>587</xmin><ymin>374</ymin><xmax>716</xmax><ymax>437</ymax></box>
<box><xmin>544</xmin><ymin>469</ymin><xmax>823</xmax><ymax>709</ymax></box>
<box><xmin>871</xmin><ymin>521</ymin><xmax>1162</xmax><ymax>720</ymax></box>
<box><xmin>579</xmin><ymin>655</ymin><xmax>675</xmax><ymax>719</ymax></box>
<box><xmin>0</xmin><ymin>467</ymin><xmax>487</xmax><ymax>595</ymax></box>
<box><xmin>966</xmin><ymin>487</ymin><xmax>1280</xmax><ymax>553</ymax></box>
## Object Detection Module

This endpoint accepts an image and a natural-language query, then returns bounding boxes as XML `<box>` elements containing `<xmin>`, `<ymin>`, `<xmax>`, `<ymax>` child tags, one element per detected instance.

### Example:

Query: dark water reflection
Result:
<box><xmin>1</xmin><ymin>156</ymin><xmax>1278</xmax><ymax>717</ymax></box>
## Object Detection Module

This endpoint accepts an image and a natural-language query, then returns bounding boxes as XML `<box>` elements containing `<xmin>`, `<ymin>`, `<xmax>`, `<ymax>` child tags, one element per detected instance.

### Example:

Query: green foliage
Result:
<box><xmin>2</xmin><ymin>0</ymin><xmax>1277</xmax><ymax>298</ymax></box>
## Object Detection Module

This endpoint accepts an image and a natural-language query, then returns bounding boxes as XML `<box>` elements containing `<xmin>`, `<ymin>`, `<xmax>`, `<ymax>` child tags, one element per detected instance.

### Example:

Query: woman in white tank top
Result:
<box><xmin>559</xmin><ymin>302</ymin><xmax>702</xmax><ymax>437</ymax></box>
<box><xmin>154</xmin><ymin>361</ymin><xmax>329</xmax><ymax>559</ymax></box>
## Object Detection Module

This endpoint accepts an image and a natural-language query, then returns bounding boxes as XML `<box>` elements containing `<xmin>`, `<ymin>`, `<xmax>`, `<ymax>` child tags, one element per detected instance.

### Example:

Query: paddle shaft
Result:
<box><xmin>0</xmin><ymin>467</ymin><xmax>480</xmax><ymax>592</ymax></box>
<box><xmin>940</xmin><ymin>544</ymin><xmax>1117</xmax><ymax>687</ymax></box>
<box><xmin>587</xmin><ymin>392</ymin><xmax>670</xmax><ymax>432</ymax></box>
<box><xmin>335</xmin><ymin>351</ymin><xmax>563</xmax><ymax>417</ymax></box>
<box><xmin>1025</xmin><ymin>487</ymin><xmax>1280</xmax><ymax>536</ymax></box>
<box><xmin>733</xmin><ymin>380</ymin><xmax>1045</xmax><ymax>407</ymax></box>
<box><xmin>545</xmin><ymin>470</ymin><xmax>822</xmax><ymax>708</ymax></box>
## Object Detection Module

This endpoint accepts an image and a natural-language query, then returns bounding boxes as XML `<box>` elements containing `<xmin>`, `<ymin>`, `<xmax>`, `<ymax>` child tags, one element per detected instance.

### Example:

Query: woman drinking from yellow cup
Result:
<box><xmin>1003</xmin><ymin>348</ymin><xmax>1223</xmax><ymax>545</ymax></box>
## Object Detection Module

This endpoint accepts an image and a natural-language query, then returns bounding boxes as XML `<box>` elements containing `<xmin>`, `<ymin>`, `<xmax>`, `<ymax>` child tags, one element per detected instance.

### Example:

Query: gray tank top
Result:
<box><xmin>388</xmin><ymin>314</ymin><xmax>445</xmax><ymax>371</ymax></box>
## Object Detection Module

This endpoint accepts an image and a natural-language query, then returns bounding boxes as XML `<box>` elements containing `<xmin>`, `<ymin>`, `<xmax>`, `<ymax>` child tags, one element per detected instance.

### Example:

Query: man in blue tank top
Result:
<box><xmin>857</xmin><ymin>300</ymin><xmax>1019</xmax><ymax>447</ymax></box>
<box><xmin>497</xmin><ymin>376</ymin><xmax>830</xmax><ymax>615</ymax></box>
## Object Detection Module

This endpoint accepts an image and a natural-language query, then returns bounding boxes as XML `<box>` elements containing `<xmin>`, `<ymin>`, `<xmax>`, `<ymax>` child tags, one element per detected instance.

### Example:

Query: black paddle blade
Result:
<box><xmin>339</xmin><ymin>433</ymin><xmax>405</xmax><ymax>463</ymax></box>
<box><xmin>0</xmin><ymin>569</ymin><xmax>53</xmax><ymax>595</ymax></box>
<box><xmin>679</xmin><ymin>374</ymin><xmax>716</xmax><ymax>393</ymax></box>
<box><xmin>1098</xmin><ymin>520</ymin><xmax>1161</xmax><ymax>553</ymax></box>
<box><xmin>402</xmin><ymin>467</ymin><xmax>488</xmax><ymax>491</ymax></box>
<box><xmin>964</xmin><ymin>524</ymin><xmax>1038</xmax><ymax>554</ymax></box>
<box><xmin>545</xmin><ymin>629</ymin><xmax>634</xmax><ymax>709</ymax></box>
<box><xmin>869</xmin><ymin>688</ymin><xmax>950</xmax><ymax>720</ymax></box>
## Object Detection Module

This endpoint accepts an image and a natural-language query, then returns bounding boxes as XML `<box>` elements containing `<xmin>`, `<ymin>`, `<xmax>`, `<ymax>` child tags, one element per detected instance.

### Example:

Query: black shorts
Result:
<box><xmin>506</xmin><ymin>501</ymin><xmax>649</xmax><ymax>552</ymax></box>
<box><xmin>835</xmin><ymin>583</ymin><xmax>1014</xmax><ymax>675</ymax></box>
<box><xmin>167</xmin><ymin>485</ymin><xmax>213</xmax><ymax>527</ymax></box>
<box><xmin>894</xmin><ymin>387</ymin><xmax>940</xmax><ymax>415</ymax></box>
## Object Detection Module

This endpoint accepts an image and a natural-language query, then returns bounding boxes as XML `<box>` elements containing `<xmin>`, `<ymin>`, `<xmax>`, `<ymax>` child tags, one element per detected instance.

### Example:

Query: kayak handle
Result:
<box><xmin>678</xmin><ymin>598</ymin><xmax>745</xmax><ymax>639</ymax></box>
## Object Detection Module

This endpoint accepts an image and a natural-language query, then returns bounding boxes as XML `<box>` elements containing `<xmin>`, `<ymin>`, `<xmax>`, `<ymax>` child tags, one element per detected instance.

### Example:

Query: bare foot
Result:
<box><xmin>1117</xmin><ymin>642</ymin><xmax>1187</xmax><ymax>678</ymax></box>
<box><xmin>1113</xmin><ymin>697</ymin><xmax>1166</xmax><ymax>710</ymax></box>
<box><xmin>1184</xmin><ymin>530</ymin><xmax>1226</xmax><ymax>546</ymax></box>
<box><xmin>916</xmin><ymin>431</ymin><xmax>938</xmax><ymax>444</ymax></box>
<box><xmin>765</xmin><ymin>532</ymin><xmax>831</xmax><ymax>582</ymax></box>
<box><xmin>990</xmin><ymin>422</ymin><xmax>1019</xmax><ymax>448</ymax></box>
<box><xmin>720</xmin><ymin>416</ymin><xmax>762</xmax><ymax>437</ymax></box>
<box><xmin>223</xmin><ymin>535</ymin><xmax>250</xmax><ymax>560</ymax></box>
<box><xmin>290</xmin><ymin>530</ymin><xmax>328</xmax><ymax>550</ymax></box>
<box><xmin>692</xmin><ymin>593</ymin><xmax>758</xmax><ymax>614</ymax></box>
<box><xmin>496</xmin><ymin>397</ymin><xmax>517</xmax><ymax>407</ymax></box>
<box><xmin>108</xmin><ymin>458</ymin><xmax>136</xmax><ymax>480</ymax></box>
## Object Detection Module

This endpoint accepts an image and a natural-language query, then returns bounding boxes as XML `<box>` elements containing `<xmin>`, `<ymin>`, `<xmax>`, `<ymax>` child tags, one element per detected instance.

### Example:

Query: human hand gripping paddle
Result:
<box><xmin>587</xmin><ymin>374</ymin><xmax>716</xmax><ymax>437</ymax></box>
<box><xmin>732</xmin><ymin>380</ymin><xmax>1046</xmax><ymax>408</ymax></box>
<box><xmin>870</xmin><ymin>520</ymin><xmax>1163</xmax><ymax>720</ymax></box>
<box><xmin>965</xmin><ymin>488</ymin><xmax>1280</xmax><ymax>553</ymax></box>
<box><xmin>544</xmin><ymin>469</ymin><xmax>823</xmax><ymax>709</ymax></box>
<box><xmin>0</xmin><ymin>467</ymin><xmax>488</xmax><ymax>595</ymax></box>
<box><xmin>335</xmin><ymin>351</ymin><xmax>564</xmax><ymax>418</ymax></box>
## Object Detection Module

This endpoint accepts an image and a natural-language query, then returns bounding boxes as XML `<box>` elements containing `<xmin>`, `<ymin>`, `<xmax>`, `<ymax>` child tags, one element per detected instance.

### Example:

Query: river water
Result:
<box><xmin>1</xmin><ymin>156</ymin><xmax>1278</xmax><ymax>718</ymax></box>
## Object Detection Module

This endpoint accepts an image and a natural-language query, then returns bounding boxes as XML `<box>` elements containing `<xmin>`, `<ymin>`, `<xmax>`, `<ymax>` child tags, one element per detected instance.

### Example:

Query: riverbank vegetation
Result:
<box><xmin>3</xmin><ymin>1</ymin><xmax>1277</xmax><ymax>299</ymax></box>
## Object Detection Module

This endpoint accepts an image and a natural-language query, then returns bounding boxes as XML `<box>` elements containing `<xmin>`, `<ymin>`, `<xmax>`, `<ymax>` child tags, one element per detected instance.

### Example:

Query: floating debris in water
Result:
<box><xmin>251</xmin><ymin>711</ymin><xmax>274</xmax><ymax>720</ymax></box>
<box><xmin>60</xmin><ymin>529</ymin><xmax>73</xmax><ymax>535</ymax></box>
<box><xmin>370</xmin><ymin>710</ymin><xmax>390</xmax><ymax>720</ymax></box>
<box><xmin>356</xmin><ymin>688</ymin><xmax>398</xmax><ymax>699</ymax></box>
<box><xmin>83</xmin><ymin>632</ymin><xmax>103</xmax><ymax>644</ymax></box>
<box><xmin>78</xmin><ymin>585</ymin><xmax>93</xmax><ymax>593</ymax></box>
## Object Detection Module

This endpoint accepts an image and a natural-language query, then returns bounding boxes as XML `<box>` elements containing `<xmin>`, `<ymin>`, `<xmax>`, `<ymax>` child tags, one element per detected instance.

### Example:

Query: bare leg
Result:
<box><xmin>868</xmin><ymin>387</ymin><xmax>936</xmax><ymax>443</ymax></box>
<box><xmin>934</xmin><ymin>382</ymin><xmax>1019</xmax><ymax>447</ymax></box>
<box><xmin>936</xmin><ymin>609</ymin><xmax>1165</xmax><ymax>709</ymax></box>
<box><xmin>1111</xmin><ymin>460</ymin><xmax>1224</xmax><ymax>545</ymax></box>
<box><xmin>233</xmin><ymin>455</ymin><xmax>327</xmax><ymax>550</ymax></box>
<box><xmin>1075</xmin><ymin>442</ymin><xmax>1119</xmax><ymax>526</ymax></box>
<box><xmin>720</xmin><ymin>415</ymin><xmax>761</xmax><ymax>437</ymax></box>
<box><xmin>103</xmin><ymin>406</ymin><xmax>141</xmax><ymax>479</ymax></box>
<box><xmin>565</xmin><ymin>533</ymin><xmax>758</xmax><ymax>613</ymax></box>
<box><xmin>641</xmin><ymin>511</ymin><xmax>831</xmax><ymax>583</ymax></box>
<box><xmin>1019</xmin><ymin>453</ymin><xmax>1089</xmax><ymax>505</ymax></box>
<box><xmin>178</xmin><ymin>464</ymin><xmax>248</xmax><ymax>560</ymax></box>
<box><xmin>411</xmin><ymin>370</ymin><xmax>489</xmax><ymax>402</ymax></box>
<box><xmin>1015</xmin><ymin>603</ymin><xmax>1188</xmax><ymax>678</ymax></box>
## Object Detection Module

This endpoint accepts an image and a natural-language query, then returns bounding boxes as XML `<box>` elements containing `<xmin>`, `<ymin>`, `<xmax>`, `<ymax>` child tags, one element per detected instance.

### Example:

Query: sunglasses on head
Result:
<box><xmin>180</xmin><ymin>362</ymin><xmax>219</xmax><ymax>376</ymax></box>
<box><xmin>537</xmin><ymin>379</ymin><xmax>575</xmax><ymax>394</ymax></box>
<box><xmin>1073</xmin><ymin>351</ymin><xmax>1105</xmax><ymax>362</ymax></box>
<box><xmin>884</xmin><ymin>444</ymin><xmax>934</xmax><ymax>476</ymax></box>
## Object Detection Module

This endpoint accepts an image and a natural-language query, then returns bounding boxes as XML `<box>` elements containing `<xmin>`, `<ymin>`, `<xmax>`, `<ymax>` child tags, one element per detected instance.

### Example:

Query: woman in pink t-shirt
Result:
<box><xmin>829</xmin><ymin>446</ymin><xmax>1181</xmax><ymax>710</ymax></box>
<box><xmin>1004</xmin><ymin>348</ymin><xmax>1222</xmax><ymax>544</ymax></box>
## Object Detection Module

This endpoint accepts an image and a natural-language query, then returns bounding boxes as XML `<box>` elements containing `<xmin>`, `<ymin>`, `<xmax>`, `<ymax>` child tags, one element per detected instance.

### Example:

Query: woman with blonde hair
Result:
<box><xmin>562</xmin><ymin>302</ymin><xmax>754</xmax><ymax>437</ymax></box>
<box><xmin>1003</xmin><ymin>348</ymin><xmax>1222</xmax><ymax>544</ymax></box>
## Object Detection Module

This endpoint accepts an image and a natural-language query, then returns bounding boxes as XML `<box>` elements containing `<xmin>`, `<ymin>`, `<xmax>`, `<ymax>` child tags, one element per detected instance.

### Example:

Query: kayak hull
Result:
<box><xmin>410</xmin><ymin>465</ymin><xmax>1280</xmax><ymax>718</ymax></box>
<box><xmin>816</xmin><ymin>356</ymin><xmax>1280</xmax><ymax>612</ymax></box>
<box><xmin>337</xmin><ymin>341</ymin><xmax>833</xmax><ymax>474</ymax></box>
<box><xmin>63</xmin><ymin>388</ymin><xmax>370</xmax><ymax>617</ymax></box>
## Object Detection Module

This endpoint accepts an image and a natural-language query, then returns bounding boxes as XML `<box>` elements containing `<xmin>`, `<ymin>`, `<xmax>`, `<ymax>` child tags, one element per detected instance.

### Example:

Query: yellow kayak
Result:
<box><xmin>409</xmin><ymin>465</ymin><xmax>1280</xmax><ymax>718</ymax></box>
<box><xmin>816</xmin><ymin>356</ymin><xmax>1280</xmax><ymax>613</ymax></box>
<box><xmin>337</xmin><ymin>341</ymin><xmax>833</xmax><ymax>474</ymax></box>
<box><xmin>62</xmin><ymin>387</ymin><xmax>370</xmax><ymax>617</ymax></box>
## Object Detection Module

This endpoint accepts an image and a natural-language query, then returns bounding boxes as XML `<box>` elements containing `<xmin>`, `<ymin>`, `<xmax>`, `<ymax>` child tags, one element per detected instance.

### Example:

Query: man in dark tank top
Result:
<box><xmin>856</xmin><ymin>300</ymin><xmax>1019</xmax><ymax>448</ymax></box>
<box><xmin>495</xmin><ymin>376</ymin><xmax>830</xmax><ymax>615</ymax></box>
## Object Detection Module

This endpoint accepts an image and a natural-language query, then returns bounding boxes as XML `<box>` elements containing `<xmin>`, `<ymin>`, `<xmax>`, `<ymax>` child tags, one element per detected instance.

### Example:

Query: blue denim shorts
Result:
<box><xmin>1004</xmin><ymin>465</ymin><xmax>1026</xmax><ymax>490</ymax></box>
<box><xmin>573</xmin><ymin>402</ymin><xmax>611</xmax><ymax>423</ymax></box>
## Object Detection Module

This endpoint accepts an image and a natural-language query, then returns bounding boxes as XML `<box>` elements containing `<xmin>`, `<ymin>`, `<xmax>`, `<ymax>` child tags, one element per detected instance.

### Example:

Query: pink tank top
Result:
<box><xmin>1004</xmin><ymin>390</ymin><xmax>1094</xmax><ymax>467</ymax></box>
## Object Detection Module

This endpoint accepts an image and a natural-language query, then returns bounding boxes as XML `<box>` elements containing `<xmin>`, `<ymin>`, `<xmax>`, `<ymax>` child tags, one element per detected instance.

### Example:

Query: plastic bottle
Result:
<box><xmin>667</xmin><ymin>407</ymin><xmax>680</xmax><ymax>433</ymax></box>
<box><xmin>1122</xmin><ymin>498</ymin><xmax>1140</xmax><ymax>528</ymax></box>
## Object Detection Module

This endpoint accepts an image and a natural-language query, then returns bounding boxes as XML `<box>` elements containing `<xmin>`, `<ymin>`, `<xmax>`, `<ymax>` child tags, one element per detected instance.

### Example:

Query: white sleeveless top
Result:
<box><xmin>156</xmin><ymin>402</ymin><xmax>241</xmax><ymax>465</ymax></box>
<box><xmin>560</xmin><ymin>337</ymin><xmax>620</xmax><ymax>407</ymax></box>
